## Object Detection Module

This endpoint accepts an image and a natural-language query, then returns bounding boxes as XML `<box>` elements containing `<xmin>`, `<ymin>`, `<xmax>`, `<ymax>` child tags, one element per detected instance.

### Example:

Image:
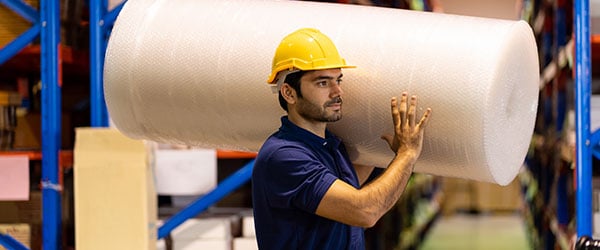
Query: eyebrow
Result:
<box><xmin>311</xmin><ymin>73</ymin><xmax>343</xmax><ymax>81</ymax></box>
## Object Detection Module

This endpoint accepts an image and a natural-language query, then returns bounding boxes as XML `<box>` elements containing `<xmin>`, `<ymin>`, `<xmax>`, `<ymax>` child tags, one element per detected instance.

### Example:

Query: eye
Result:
<box><xmin>316</xmin><ymin>81</ymin><xmax>328</xmax><ymax>87</ymax></box>
<box><xmin>336</xmin><ymin>78</ymin><xmax>343</xmax><ymax>85</ymax></box>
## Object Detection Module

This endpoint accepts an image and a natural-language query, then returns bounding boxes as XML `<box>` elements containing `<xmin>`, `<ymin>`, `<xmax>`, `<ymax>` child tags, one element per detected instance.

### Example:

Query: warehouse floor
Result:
<box><xmin>420</xmin><ymin>213</ymin><xmax>530</xmax><ymax>250</ymax></box>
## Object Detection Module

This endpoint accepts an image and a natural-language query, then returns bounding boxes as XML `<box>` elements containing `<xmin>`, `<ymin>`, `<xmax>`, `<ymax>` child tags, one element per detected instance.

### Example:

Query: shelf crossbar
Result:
<box><xmin>0</xmin><ymin>0</ymin><xmax>38</xmax><ymax>23</ymax></box>
<box><xmin>0</xmin><ymin>23</ymin><xmax>40</xmax><ymax>65</ymax></box>
<box><xmin>158</xmin><ymin>160</ymin><xmax>255</xmax><ymax>239</ymax></box>
<box><xmin>0</xmin><ymin>232</ymin><xmax>29</xmax><ymax>250</ymax></box>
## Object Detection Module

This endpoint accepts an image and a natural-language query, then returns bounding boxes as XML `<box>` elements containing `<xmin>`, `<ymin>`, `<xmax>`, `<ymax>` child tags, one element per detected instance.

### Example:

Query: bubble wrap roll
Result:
<box><xmin>104</xmin><ymin>0</ymin><xmax>539</xmax><ymax>185</ymax></box>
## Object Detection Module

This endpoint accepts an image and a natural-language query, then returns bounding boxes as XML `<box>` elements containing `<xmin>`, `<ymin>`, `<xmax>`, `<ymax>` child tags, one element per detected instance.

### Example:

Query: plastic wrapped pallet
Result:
<box><xmin>104</xmin><ymin>0</ymin><xmax>539</xmax><ymax>185</ymax></box>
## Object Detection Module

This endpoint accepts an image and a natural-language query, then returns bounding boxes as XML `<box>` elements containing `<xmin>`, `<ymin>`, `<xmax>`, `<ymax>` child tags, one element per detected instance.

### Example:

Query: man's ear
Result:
<box><xmin>281</xmin><ymin>83</ymin><xmax>296</xmax><ymax>104</ymax></box>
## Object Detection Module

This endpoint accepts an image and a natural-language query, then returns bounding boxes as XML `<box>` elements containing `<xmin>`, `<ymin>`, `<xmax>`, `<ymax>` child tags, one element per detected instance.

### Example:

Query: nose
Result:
<box><xmin>330</xmin><ymin>82</ymin><xmax>343</xmax><ymax>97</ymax></box>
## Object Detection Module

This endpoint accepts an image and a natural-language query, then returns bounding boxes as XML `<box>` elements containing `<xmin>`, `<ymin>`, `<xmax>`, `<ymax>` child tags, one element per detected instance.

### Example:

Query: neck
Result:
<box><xmin>287</xmin><ymin>112</ymin><xmax>327</xmax><ymax>138</ymax></box>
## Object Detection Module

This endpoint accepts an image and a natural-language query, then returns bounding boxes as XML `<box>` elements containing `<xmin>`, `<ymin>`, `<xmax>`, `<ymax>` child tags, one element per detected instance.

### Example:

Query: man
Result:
<box><xmin>252</xmin><ymin>28</ymin><xmax>431</xmax><ymax>249</ymax></box>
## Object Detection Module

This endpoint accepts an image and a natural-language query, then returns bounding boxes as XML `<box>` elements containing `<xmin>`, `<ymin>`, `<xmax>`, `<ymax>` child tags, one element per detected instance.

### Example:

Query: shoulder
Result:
<box><xmin>257</xmin><ymin>134</ymin><xmax>317</xmax><ymax>162</ymax></box>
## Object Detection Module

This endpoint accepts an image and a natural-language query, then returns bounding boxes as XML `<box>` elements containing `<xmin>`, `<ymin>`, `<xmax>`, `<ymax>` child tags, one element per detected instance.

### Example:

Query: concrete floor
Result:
<box><xmin>420</xmin><ymin>213</ymin><xmax>530</xmax><ymax>250</ymax></box>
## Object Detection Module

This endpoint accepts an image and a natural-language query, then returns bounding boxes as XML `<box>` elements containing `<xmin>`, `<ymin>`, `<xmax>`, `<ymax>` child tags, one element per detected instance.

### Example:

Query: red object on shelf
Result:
<box><xmin>216</xmin><ymin>150</ymin><xmax>257</xmax><ymax>159</ymax></box>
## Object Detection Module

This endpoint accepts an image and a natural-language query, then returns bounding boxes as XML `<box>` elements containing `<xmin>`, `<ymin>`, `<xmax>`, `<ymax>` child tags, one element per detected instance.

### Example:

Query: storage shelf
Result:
<box><xmin>0</xmin><ymin>150</ymin><xmax>73</xmax><ymax>168</ymax></box>
<box><xmin>216</xmin><ymin>150</ymin><xmax>256</xmax><ymax>159</ymax></box>
<box><xmin>0</xmin><ymin>45</ymin><xmax>89</xmax><ymax>78</ymax></box>
<box><xmin>0</xmin><ymin>149</ymin><xmax>255</xmax><ymax>167</ymax></box>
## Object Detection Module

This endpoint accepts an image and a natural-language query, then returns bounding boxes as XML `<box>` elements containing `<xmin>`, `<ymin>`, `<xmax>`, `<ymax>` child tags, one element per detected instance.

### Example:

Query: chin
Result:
<box><xmin>327</xmin><ymin>114</ymin><xmax>342</xmax><ymax>122</ymax></box>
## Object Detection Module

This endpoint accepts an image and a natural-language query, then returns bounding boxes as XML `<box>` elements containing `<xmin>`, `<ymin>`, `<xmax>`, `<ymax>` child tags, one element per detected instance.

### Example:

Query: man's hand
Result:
<box><xmin>381</xmin><ymin>92</ymin><xmax>431</xmax><ymax>158</ymax></box>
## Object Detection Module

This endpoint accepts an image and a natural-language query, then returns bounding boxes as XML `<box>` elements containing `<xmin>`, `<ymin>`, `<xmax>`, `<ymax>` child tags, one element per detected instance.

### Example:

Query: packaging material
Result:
<box><xmin>74</xmin><ymin>128</ymin><xmax>157</xmax><ymax>250</ymax></box>
<box><xmin>0</xmin><ymin>191</ymin><xmax>41</xmax><ymax>224</ymax></box>
<box><xmin>0</xmin><ymin>156</ymin><xmax>29</xmax><ymax>201</ymax></box>
<box><xmin>157</xmin><ymin>239</ymin><xmax>166</xmax><ymax>250</ymax></box>
<box><xmin>170</xmin><ymin>217</ymin><xmax>234</xmax><ymax>241</ymax></box>
<box><xmin>174</xmin><ymin>239</ymin><xmax>230</xmax><ymax>250</ymax></box>
<box><xmin>241</xmin><ymin>213</ymin><xmax>255</xmax><ymax>238</ymax></box>
<box><xmin>104</xmin><ymin>0</ymin><xmax>539</xmax><ymax>185</ymax></box>
<box><xmin>161</xmin><ymin>216</ymin><xmax>238</xmax><ymax>250</ymax></box>
<box><xmin>233</xmin><ymin>237</ymin><xmax>258</xmax><ymax>250</ymax></box>
<box><xmin>154</xmin><ymin>148</ymin><xmax>217</xmax><ymax>195</ymax></box>
<box><xmin>0</xmin><ymin>91</ymin><xmax>20</xmax><ymax>106</ymax></box>
<box><xmin>0</xmin><ymin>224</ymin><xmax>30</xmax><ymax>250</ymax></box>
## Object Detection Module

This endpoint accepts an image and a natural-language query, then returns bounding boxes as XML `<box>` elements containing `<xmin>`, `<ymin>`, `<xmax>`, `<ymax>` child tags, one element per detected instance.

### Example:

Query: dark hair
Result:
<box><xmin>278</xmin><ymin>71</ymin><xmax>306</xmax><ymax>112</ymax></box>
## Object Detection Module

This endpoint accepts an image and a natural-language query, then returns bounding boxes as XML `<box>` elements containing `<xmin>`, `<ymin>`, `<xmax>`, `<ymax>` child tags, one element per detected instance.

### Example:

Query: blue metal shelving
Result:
<box><xmin>0</xmin><ymin>0</ymin><xmax>61</xmax><ymax>249</ymax></box>
<box><xmin>575</xmin><ymin>0</ymin><xmax>594</xmax><ymax>240</ymax></box>
<box><xmin>0</xmin><ymin>0</ymin><xmax>595</xmax><ymax>249</ymax></box>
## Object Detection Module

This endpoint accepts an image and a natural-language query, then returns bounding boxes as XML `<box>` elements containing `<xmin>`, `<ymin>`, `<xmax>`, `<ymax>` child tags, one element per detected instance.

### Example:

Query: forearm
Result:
<box><xmin>358</xmin><ymin>153</ymin><xmax>416</xmax><ymax>222</ymax></box>
<box><xmin>315</xmin><ymin>153</ymin><xmax>417</xmax><ymax>228</ymax></box>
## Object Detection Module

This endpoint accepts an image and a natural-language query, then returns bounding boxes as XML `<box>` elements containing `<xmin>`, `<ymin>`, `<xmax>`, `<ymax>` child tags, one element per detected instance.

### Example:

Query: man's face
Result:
<box><xmin>295</xmin><ymin>68</ymin><xmax>344</xmax><ymax>123</ymax></box>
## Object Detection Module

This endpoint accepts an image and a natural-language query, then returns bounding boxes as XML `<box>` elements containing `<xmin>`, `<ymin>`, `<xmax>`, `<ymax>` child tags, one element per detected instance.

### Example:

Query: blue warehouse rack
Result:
<box><xmin>0</xmin><ymin>0</ymin><xmax>597</xmax><ymax>249</ymax></box>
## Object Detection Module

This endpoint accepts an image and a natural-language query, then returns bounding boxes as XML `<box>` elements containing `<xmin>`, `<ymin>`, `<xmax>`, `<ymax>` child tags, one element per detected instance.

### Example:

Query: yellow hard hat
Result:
<box><xmin>267</xmin><ymin>28</ymin><xmax>355</xmax><ymax>84</ymax></box>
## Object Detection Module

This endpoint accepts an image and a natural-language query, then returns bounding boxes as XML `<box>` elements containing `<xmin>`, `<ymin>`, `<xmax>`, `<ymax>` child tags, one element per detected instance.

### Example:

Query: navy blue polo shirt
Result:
<box><xmin>252</xmin><ymin>116</ymin><xmax>365</xmax><ymax>250</ymax></box>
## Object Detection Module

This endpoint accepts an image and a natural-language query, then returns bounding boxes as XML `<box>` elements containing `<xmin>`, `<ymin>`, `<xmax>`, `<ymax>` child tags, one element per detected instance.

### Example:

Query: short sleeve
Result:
<box><xmin>265</xmin><ymin>146</ymin><xmax>337</xmax><ymax>213</ymax></box>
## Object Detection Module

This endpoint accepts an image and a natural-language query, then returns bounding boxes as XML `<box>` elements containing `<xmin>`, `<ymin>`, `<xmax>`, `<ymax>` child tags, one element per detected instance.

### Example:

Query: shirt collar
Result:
<box><xmin>279</xmin><ymin>116</ymin><xmax>341</xmax><ymax>149</ymax></box>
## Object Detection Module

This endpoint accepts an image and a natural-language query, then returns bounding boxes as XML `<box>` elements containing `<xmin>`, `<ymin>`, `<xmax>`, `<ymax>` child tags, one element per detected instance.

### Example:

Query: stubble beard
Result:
<box><xmin>297</xmin><ymin>96</ymin><xmax>343</xmax><ymax>123</ymax></box>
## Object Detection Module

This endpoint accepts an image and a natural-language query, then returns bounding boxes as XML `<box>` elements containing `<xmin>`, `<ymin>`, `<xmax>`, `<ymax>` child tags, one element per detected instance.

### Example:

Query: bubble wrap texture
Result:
<box><xmin>104</xmin><ymin>0</ymin><xmax>539</xmax><ymax>185</ymax></box>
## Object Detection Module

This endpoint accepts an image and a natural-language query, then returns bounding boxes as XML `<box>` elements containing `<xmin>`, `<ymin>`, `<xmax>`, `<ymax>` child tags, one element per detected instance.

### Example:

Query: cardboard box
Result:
<box><xmin>174</xmin><ymin>239</ymin><xmax>231</xmax><ymax>250</ymax></box>
<box><xmin>0</xmin><ymin>91</ymin><xmax>20</xmax><ymax>106</ymax></box>
<box><xmin>241</xmin><ymin>215</ymin><xmax>255</xmax><ymax>238</ymax></box>
<box><xmin>170</xmin><ymin>217</ymin><xmax>235</xmax><ymax>241</ymax></box>
<box><xmin>441</xmin><ymin>177</ymin><xmax>522</xmax><ymax>214</ymax></box>
<box><xmin>74</xmin><ymin>128</ymin><xmax>157</xmax><ymax>250</ymax></box>
<box><xmin>0</xmin><ymin>223</ymin><xmax>30</xmax><ymax>250</ymax></box>
<box><xmin>13</xmin><ymin>112</ymin><xmax>72</xmax><ymax>150</ymax></box>
<box><xmin>0</xmin><ymin>191</ymin><xmax>41</xmax><ymax>224</ymax></box>
<box><xmin>157</xmin><ymin>239</ymin><xmax>166</xmax><ymax>250</ymax></box>
<box><xmin>233</xmin><ymin>237</ymin><xmax>258</xmax><ymax>250</ymax></box>
<box><xmin>154</xmin><ymin>148</ymin><xmax>217</xmax><ymax>196</ymax></box>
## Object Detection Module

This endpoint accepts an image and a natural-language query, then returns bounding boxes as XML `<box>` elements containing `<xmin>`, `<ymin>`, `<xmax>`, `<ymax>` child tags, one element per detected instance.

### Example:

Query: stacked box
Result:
<box><xmin>234</xmin><ymin>210</ymin><xmax>257</xmax><ymax>250</ymax></box>
<box><xmin>160</xmin><ymin>214</ymin><xmax>241</xmax><ymax>250</ymax></box>
<box><xmin>74</xmin><ymin>128</ymin><xmax>157</xmax><ymax>250</ymax></box>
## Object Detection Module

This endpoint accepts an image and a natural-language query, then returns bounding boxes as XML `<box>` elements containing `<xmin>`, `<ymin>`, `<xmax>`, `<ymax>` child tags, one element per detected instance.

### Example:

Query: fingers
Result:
<box><xmin>416</xmin><ymin>108</ymin><xmax>432</xmax><ymax>129</ymax></box>
<box><xmin>392</xmin><ymin>92</ymin><xmax>430</xmax><ymax>131</ymax></box>
<box><xmin>408</xmin><ymin>95</ymin><xmax>417</xmax><ymax>128</ymax></box>
<box><xmin>391</xmin><ymin>97</ymin><xmax>400</xmax><ymax>135</ymax></box>
<box><xmin>399</xmin><ymin>92</ymin><xmax>408</xmax><ymax>129</ymax></box>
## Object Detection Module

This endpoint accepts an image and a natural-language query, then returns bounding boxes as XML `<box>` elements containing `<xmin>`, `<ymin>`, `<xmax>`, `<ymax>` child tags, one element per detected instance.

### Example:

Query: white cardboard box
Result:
<box><xmin>170</xmin><ymin>217</ymin><xmax>233</xmax><ymax>241</ymax></box>
<box><xmin>233</xmin><ymin>237</ymin><xmax>258</xmax><ymax>250</ymax></box>
<box><xmin>242</xmin><ymin>216</ymin><xmax>255</xmax><ymax>238</ymax></box>
<box><xmin>175</xmin><ymin>239</ymin><xmax>231</xmax><ymax>250</ymax></box>
<box><xmin>157</xmin><ymin>239</ymin><xmax>166</xmax><ymax>250</ymax></box>
<box><xmin>154</xmin><ymin>148</ymin><xmax>217</xmax><ymax>195</ymax></box>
